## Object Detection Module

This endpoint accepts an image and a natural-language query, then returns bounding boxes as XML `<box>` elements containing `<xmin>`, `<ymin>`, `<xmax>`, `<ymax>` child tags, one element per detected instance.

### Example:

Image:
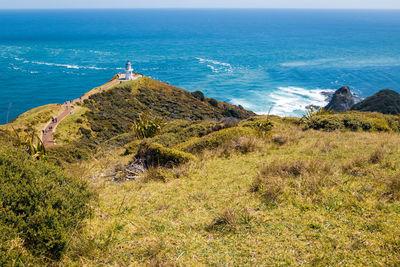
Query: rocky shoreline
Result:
<box><xmin>310</xmin><ymin>86</ymin><xmax>400</xmax><ymax>115</ymax></box>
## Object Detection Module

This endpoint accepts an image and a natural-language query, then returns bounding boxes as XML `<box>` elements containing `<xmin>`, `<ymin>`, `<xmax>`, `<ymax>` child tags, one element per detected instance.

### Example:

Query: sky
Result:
<box><xmin>1</xmin><ymin>0</ymin><xmax>400</xmax><ymax>9</ymax></box>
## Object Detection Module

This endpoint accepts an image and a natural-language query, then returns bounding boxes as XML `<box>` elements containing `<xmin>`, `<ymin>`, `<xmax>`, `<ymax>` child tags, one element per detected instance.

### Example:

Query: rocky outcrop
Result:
<box><xmin>325</xmin><ymin>86</ymin><xmax>355</xmax><ymax>112</ymax></box>
<box><xmin>351</xmin><ymin>89</ymin><xmax>400</xmax><ymax>115</ymax></box>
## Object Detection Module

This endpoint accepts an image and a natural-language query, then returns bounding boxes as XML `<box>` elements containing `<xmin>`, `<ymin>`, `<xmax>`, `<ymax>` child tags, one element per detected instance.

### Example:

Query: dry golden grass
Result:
<box><xmin>54</xmin><ymin>106</ymin><xmax>90</xmax><ymax>144</ymax></box>
<box><xmin>57</xmin><ymin>119</ymin><xmax>400</xmax><ymax>265</ymax></box>
<box><xmin>0</xmin><ymin>104</ymin><xmax>63</xmax><ymax>134</ymax></box>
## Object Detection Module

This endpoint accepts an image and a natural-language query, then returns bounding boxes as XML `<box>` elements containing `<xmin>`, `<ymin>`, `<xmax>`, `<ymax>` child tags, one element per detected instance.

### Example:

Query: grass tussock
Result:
<box><xmin>385</xmin><ymin>174</ymin><xmax>400</xmax><ymax>201</ymax></box>
<box><xmin>253</xmin><ymin>159</ymin><xmax>334</xmax><ymax>205</ymax></box>
<box><xmin>206</xmin><ymin>208</ymin><xmax>252</xmax><ymax>233</ymax></box>
<box><xmin>139</xmin><ymin>167</ymin><xmax>167</xmax><ymax>183</ymax></box>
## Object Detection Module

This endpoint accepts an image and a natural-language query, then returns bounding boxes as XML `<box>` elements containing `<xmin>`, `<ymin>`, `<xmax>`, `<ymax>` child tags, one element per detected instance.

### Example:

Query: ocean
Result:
<box><xmin>1</xmin><ymin>9</ymin><xmax>400</xmax><ymax>123</ymax></box>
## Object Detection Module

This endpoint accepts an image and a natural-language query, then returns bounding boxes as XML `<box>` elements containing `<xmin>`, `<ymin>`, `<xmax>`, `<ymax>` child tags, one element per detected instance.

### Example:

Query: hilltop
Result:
<box><xmin>352</xmin><ymin>89</ymin><xmax>400</xmax><ymax>115</ymax></box>
<box><xmin>1</xmin><ymin>77</ymin><xmax>400</xmax><ymax>265</ymax></box>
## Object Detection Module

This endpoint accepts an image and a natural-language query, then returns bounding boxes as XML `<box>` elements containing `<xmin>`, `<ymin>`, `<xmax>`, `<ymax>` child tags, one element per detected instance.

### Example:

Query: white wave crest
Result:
<box><xmin>268</xmin><ymin>86</ymin><xmax>335</xmax><ymax>116</ymax></box>
<box><xmin>196</xmin><ymin>57</ymin><xmax>233</xmax><ymax>73</ymax></box>
<box><xmin>15</xmin><ymin>58</ymin><xmax>107</xmax><ymax>70</ymax></box>
<box><xmin>30</xmin><ymin>61</ymin><xmax>107</xmax><ymax>70</ymax></box>
<box><xmin>229</xmin><ymin>98</ymin><xmax>255</xmax><ymax>110</ymax></box>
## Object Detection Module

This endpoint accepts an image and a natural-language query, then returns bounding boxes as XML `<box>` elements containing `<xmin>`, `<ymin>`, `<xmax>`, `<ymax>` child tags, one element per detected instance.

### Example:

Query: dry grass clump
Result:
<box><xmin>343</xmin><ymin>146</ymin><xmax>387</xmax><ymax>176</ymax></box>
<box><xmin>206</xmin><ymin>208</ymin><xmax>252</xmax><ymax>233</ymax></box>
<box><xmin>369</xmin><ymin>147</ymin><xmax>385</xmax><ymax>164</ymax></box>
<box><xmin>384</xmin><ymin>174</ymin><xmax>400</xmax><ymax>201</ymax></box>
<box><xmin>221</xmin><ymin>136</ymin><xmax>264</xmax><ymax>156</ymax></box>
<box><xmin>139</xmin><ymin>167</ymin><xmax>167</xmax><ymax>183</ymax></box>
<box><xmin>270</xmin><ymin>124</ymin><xmax>305</xmax><ymax>146</ymax></box>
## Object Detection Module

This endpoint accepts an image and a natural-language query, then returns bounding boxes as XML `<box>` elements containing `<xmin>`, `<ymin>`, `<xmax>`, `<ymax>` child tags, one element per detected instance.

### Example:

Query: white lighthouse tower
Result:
<box><xmin>125</xmin><ymin>60</ymin><xmax>134</xmax><ymax>80</ymax></box>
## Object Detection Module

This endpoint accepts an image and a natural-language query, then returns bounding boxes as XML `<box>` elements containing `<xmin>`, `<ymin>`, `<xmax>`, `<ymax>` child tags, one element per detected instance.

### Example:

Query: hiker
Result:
<box><xmin>42</xmin><ymin>130</ymin><xmax>44</xmax><ymax>134</ymax></box>
<box><xmin>45</xmin><ymin>130</ymin><xmax>48</xmax><ymax>134</ymax></box>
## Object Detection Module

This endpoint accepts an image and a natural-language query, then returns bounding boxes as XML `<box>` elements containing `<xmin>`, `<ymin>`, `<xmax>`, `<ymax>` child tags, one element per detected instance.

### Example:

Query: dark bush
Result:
<box><xmin>0</xmin><ymin>147</ymin><xmax>92</xmax><ymax>262</ymax></box>
<box><xmin>191</xmin><ymin>90</ymin><xmax>205</xmax><ymax>101</ymax></box>
<box><xmin>222</xmin><ymin>108</ymin><xmax>241</xmax><ymax>118</ymax></box>
<box><xmin>306</xmin><ymin>116</ymin><xmax>343</xmax><ymax>131</ymax></box>
<box><xmin>208</xmin><ymin>98</ymin><xmax>219</xmax><ymax>107</ymax></box>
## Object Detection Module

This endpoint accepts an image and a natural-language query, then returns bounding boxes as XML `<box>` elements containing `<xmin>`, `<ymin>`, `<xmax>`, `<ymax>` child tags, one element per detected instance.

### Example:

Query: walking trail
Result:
<box><xmin>41</xmin><ymin>73</ymin><xmax>140</xmax><ymax>147</ymax></box>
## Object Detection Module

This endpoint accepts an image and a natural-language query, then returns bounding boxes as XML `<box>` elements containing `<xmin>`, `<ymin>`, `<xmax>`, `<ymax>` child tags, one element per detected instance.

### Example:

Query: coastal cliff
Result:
<box><xmin>352</xmin><ymin>89</ymin><xmax>400</xmax><ymax>115</ymax></box>
<box><xmin>324</xmin><ymin>86</ymin><xmax>356</xmax><ymax>112</ymax></box>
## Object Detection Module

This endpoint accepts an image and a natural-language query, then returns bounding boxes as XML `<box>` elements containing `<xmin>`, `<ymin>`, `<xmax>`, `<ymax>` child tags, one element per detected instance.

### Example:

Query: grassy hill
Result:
<box><xmin>57</xmin><ymin>113</ymin><xmax>399</xmax><ymax>265</ymax></box>
<box><xmin>1</xmin><ymin>77</ymin><xmax>400</xmax><ymax>265</ymax></box>
<box><xmin>352</xmin><ymin>89</ymin><xmax>400</xmax><ymax>115</ymax></box>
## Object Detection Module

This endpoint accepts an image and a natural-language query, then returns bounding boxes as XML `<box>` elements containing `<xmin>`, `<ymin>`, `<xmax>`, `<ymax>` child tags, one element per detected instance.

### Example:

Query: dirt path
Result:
<box><xmin>41</xmin><ymin>73</ymin><xmax>137</xmax><ymax>147</ymax></box>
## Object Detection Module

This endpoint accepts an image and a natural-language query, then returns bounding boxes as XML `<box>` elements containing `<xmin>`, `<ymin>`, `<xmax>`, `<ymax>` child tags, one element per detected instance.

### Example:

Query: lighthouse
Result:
<box><xmin>125</xmin><ymin>60</ymin><xmax>134</xmax><ymax>80</ymax></box>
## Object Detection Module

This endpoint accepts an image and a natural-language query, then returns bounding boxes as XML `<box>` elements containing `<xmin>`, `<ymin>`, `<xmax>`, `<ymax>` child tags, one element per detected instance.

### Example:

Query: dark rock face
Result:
<box><xmin>325</xmin><ymin>86</ymin><xmax>355</xmax><ymax>112</ymax></box>
<box><xmin>351</xmin><ymin>89</ymin><xmax>400</xmax><ymax>115</ymax></box>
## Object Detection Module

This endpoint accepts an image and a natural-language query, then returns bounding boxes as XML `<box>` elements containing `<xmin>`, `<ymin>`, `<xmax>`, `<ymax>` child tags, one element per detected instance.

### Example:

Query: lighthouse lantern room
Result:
<box><xmin>125</xmin><ymin>60</ymin><xmax>134</xmax><ymax>80</ymax></box>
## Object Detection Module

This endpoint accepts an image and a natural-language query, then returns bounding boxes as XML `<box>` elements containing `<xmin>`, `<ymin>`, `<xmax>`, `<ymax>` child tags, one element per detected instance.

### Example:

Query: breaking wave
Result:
<box><xmin>29</xmin><ymin>61</ymin><xmax>107</xmax><ymax>70</ymax></box>
<box><xmin>196</xmin><ymin>57</ymin><xmax>233</xmax><ymax>73</ymax></box>
<box><xmin>268</xmin><ymin>86</ymin><xmax>335</xmax><ymax>116</ymax></box>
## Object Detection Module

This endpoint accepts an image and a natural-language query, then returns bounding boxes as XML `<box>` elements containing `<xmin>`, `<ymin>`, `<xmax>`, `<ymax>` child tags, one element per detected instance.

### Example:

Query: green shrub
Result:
<box><xmin>303</xmin><ymin>112</ymin><xmax>400</xmax><ymax>132</ymax></box>
<box><xmin>305</xmin><ymin>116</ymin><xmax>343</xmax><ymax>131</ymax></box>
<box><xmin>124</xmin><ymin>139</ymin><xmax>142</xmax><ymax>155</ymax></box>
<box><xmin>208</xmin><ymin>98</ymin><xmax>219</xmax><ymax>107</ymax></box>
<box><xmin>132</xmin><ymin>114</ymin><xmax>163</xmax><ymax>139</ymax></box>
<box><xmin>241</xmin><ymin>118</ymin><xmax>274</xmax><ymax>136</ymax></box>
<box><xmin>136</xmin><ymin>141</ymin><xmax>195</xmax><ymax>168</ymax></box>
<box><xmin>151</xmin><ymin>120</ymin><xmax>221</xmax><ymax>147</ymax></box>
<box><xmin>222</xmin><ymin>108</ymin><xmax>240</xmax><ymax>118</ymax></box>
<box><xmin>177</xmin><ymin>127</ymin><xmax>257</xmax><ymax>154</ymax></box>
<box><xmin>368</xmin><ymin>118</ymin><xmax>391</xmax><ymax>132</ymax></box>
<box><xmin>0</xmin><ymin>147</ymin><xmax>92</xmax><ymax>262</ymax></box>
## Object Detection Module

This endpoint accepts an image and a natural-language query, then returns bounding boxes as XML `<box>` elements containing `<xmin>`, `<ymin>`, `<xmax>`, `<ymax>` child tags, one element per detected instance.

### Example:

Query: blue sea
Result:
<box><xmin>1</xmin><ymin>9</ymin><xmax>400</xmax><ymax>123</ymax></box>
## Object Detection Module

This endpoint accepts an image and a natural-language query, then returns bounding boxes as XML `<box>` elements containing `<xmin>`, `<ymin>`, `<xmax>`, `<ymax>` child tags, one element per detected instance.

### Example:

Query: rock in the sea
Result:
<box><xmin>325</xmin><ymin>86</ymin><xmax>355</xmax><ymax>112</ymax></box>
<box><xmin>351</xmin><ymin>89</ymin><xmax>400</xmax><ymax>115</ymax></box>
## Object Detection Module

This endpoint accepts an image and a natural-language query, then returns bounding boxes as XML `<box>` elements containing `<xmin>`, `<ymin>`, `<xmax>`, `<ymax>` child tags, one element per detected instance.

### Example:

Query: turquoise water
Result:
<box><xmin>1</xmin><ymin>9</ymin><xmax>400</xmax><ymax>123</ymax></box>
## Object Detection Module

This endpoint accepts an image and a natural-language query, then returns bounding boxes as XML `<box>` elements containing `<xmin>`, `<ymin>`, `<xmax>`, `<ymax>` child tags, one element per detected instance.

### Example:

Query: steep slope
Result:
<box><xmin>351</xmin><ymin>89</ymin><xmax>400</xmax><ymax>115</ymax></box>
<box><xmin>79</xmin><ymin>76</ymin><xmax>254</xmax><ymax>141</ymax></box>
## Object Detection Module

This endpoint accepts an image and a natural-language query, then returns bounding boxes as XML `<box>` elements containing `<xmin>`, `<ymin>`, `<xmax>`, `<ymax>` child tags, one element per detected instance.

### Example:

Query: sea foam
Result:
<box><xmin>196</xmin><ymin>57</ymin><xmax>233</xmax><ymax>73</ymax></box>
<box><xmin>29</xmin><ymin>61</ymin><xmax>107</xmax><ymax>70</ymax></box>
<box><xmin>267</xmin><ymin>87</ymin><xmax>335</xmax><ymax>116</ymax></box>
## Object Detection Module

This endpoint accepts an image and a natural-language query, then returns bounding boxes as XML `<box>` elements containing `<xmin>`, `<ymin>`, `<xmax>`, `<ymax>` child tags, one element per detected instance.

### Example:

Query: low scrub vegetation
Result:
<box><xmin>132</xmin><ymin>113</ymin><xmax>163</xmax><ymax>139</ymax></box>
<box><xmin>177</xmin><ymin>126</ymin><xmax>259</xmax><ymax>154</ymax></box>
<box><xmin>0</xmin><ymin>147</ymin><xmax>92</xmax><ymax>265</ymax></box>
<box><xmin>303</xmin><ymin>111</ymin><xmax>400</xmax><ymax>132</ymax></box>
<box><xmin>3</xmin><ymin>76</ymin><xmax>400</xmax><ymax>265</ymax></box>
<box><xmin>136</xmin><ymin>141</ymin><xmax>195</xmax><ymax>168</ymax></box>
